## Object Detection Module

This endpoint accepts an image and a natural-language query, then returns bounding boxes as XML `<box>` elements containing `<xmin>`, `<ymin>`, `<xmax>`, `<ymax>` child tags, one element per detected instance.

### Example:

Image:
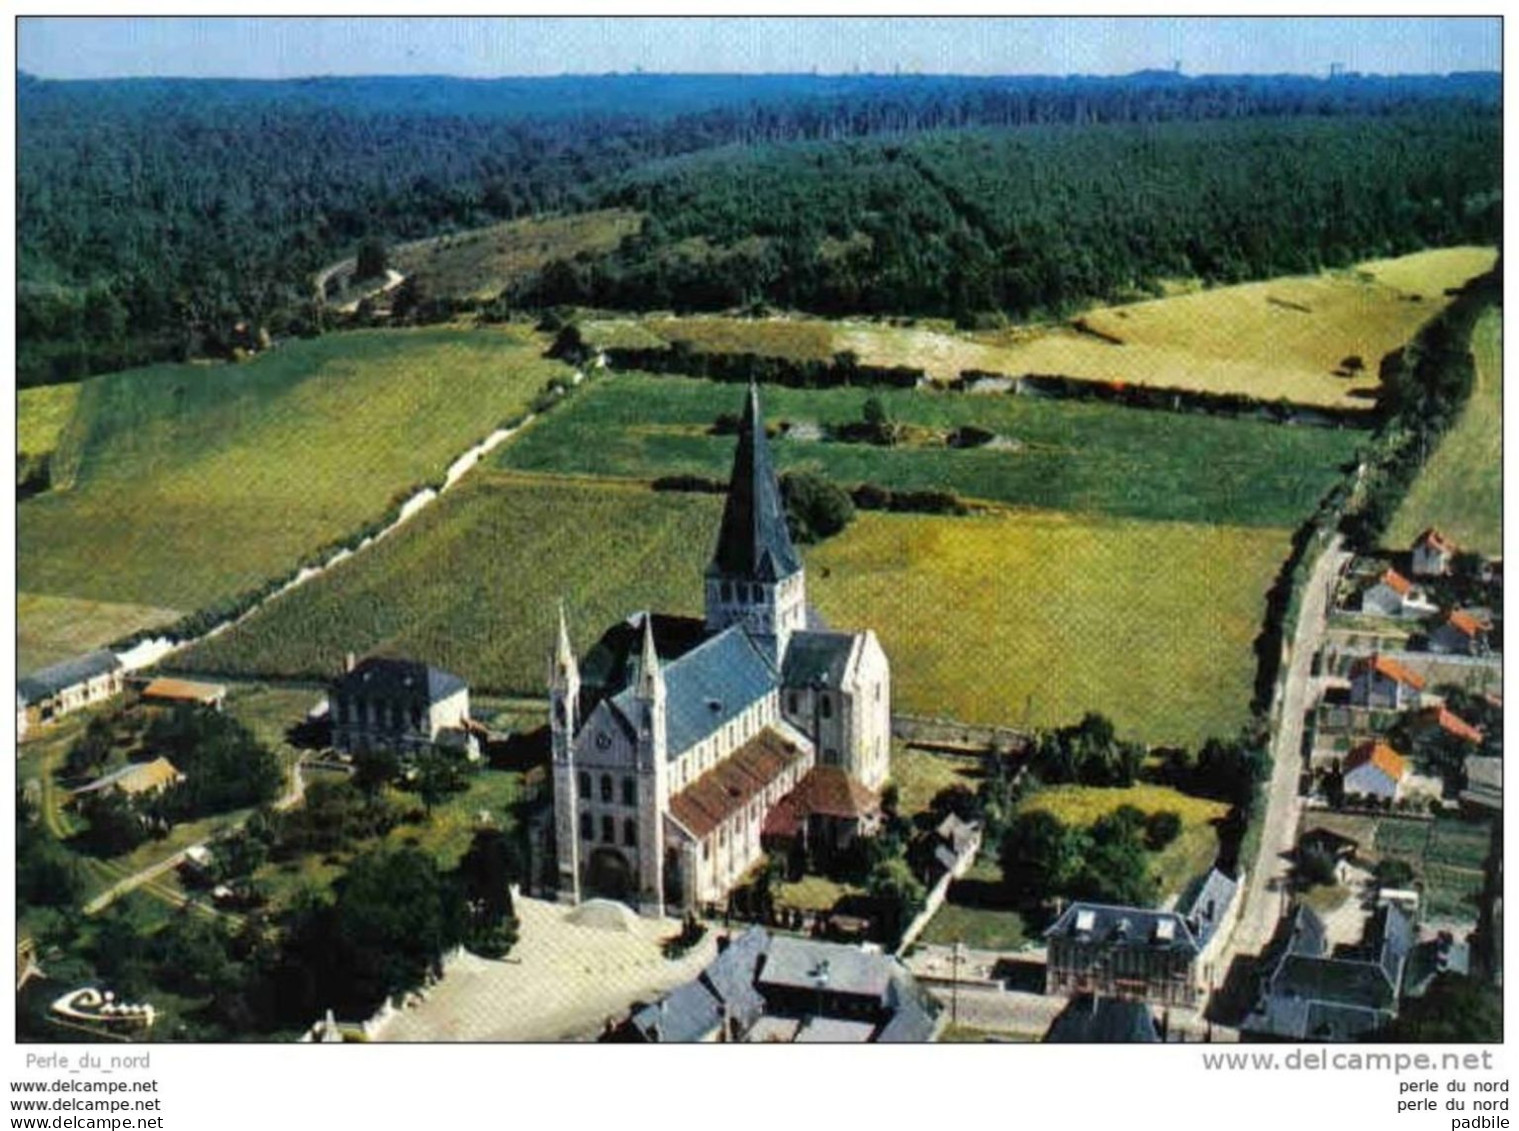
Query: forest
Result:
<box><xmin>17</xmin><ymin>69</ymin><xmax>1501</xmax><ymax>386</ymax></box>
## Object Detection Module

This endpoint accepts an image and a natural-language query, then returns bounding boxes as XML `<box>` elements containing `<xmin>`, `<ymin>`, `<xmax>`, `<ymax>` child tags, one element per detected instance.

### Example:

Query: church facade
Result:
<box><xmin>551</xmin><ymin>384</ymin><xmax>890</xmax><ymax>916</ymax></box>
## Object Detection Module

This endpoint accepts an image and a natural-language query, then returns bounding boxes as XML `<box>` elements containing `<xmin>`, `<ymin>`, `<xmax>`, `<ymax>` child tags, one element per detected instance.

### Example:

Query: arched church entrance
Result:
<box><xmin>585</xmin><ymin>847</ymin><xmax>634</xmax><ymax>903</ymax></box>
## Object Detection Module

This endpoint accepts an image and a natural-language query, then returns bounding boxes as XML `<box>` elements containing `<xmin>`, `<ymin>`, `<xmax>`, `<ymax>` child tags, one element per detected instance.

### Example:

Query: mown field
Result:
<box><xmin>391</xmin><ymin>208</ymin><xmax>643</xmax><ymax>301</ymax></box>
<box><xmin>19</xmin><ymin>327</ymin><xmax>571</xmax><ymax>656</ymax></box>
<box><xmin>175</xmin><ymin>473</ymin><xmax>723</xmax><ymax>691</ymax></box>
<box><xmin>1385</xmin><ymin>306</ymin><xmax>1502</xmax><ymax>555</ymax></box>
<box><xmin>497</xmin><ymin>373</ymin><xmax>1359</xmax><ymax>528</ymax></box>
<box><xmin>583</xmin><ymin>247</ymin><xmax>1496</xmax><ymax>407</ymax></box>
<box><xmin>18</xmin><ymin>592</ymin><xmax>182</xmax><ymax>674</ymax></box>
<box><xmin>807</xmin><ymin>510</ymin><xmax>1289</xmax><ymax>746</ymax></box>
<box><xmin>18</xmin><ymin>380</ymin><xmax>81</xmax><ymax>460</ymax></box>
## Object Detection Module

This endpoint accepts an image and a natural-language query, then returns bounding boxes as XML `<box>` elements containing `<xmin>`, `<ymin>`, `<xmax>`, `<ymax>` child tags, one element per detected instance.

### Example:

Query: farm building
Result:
<box><xmin>617</xmin><ymin>927</ymin><xmax>939</xmax><ymax>1043</ymax></box>
<box><xmin>1342</xmin><ymin>741</ymin><xmax>1410</xmax><ymax>801</ymax></box>
<box><xmin>330</xmin><ymin>655</ymin><xmax>474</xmax><ymax>758</ymax></box>
<box><xmin>72</xmin><ymin>756</ymin><xmax>184</xmax><ymax>800</ymax></box>
<box><xmin>139</xmin><ymin>677</ymin><xmax>228</xmax><ymax>710</ymax></box>
<box><xmin>17</xmin><ymin>650</ymin><xmax>125</xmax><ymax>733</ymax></box>
<box><xmin>551</xmin><ymin>384</ymin><xmax>891</xmax><ymax>916</ymax></box>
<box><xmin>1411</xmin><ymin>528</ymin><xmax>1458</xmax><ymax>577</ymax></box>
<box><xmin>1348</xmin><ymin>654</ymin><xmax>1425</xmax><ymax>711</ymax></box>
<box><xmin>1044</xmin><ymin>903</ymin><xmax>1201</xmax><ymax>1008</ymax></box>
<box><xmin>1246</xmin><ymin>902</ymin><xmax>1413</xmax><ymax>1041</ymax></box>
<box><xmin>1359</xmin><ymin>568</ymin><xmax>1434</xmax><ymax>618</ymax></box>
<box><xmin>1428</xmin><ymin>609</ymin><xmax>1491</xmax><ymax>656</ymax></box>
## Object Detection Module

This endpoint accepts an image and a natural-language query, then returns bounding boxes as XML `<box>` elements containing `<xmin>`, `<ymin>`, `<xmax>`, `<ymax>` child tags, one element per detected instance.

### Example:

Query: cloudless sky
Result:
<box><xmin>16</xmin><ymin>16</ymin><xmax>1501</xmax><ymax>81</ymax></box>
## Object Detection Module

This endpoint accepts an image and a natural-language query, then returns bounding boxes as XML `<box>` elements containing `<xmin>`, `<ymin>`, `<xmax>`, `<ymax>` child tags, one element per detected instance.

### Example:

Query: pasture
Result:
<box><xmin>174</xmin><ymin>473</ymin><xmax>723</xmax><ymax>693</ymax></box>
<box><xmin>18</xmin><ymin>592</ymin><xmax>181</xmax><ymax>675</ymax></box>
<box><xmin>496</xmin><ymin>373</ymin><xmax>1359</xmax><ymax>528</ymax></box>
<box><xmin>1385</xmin><ymin>306</ymin><xmax>1502</xmax><ymax>555</ymax></box>
<box><xmin>807</xmin><ymin>509</ymin><xmax>1290</xmax><ymax>746</ymax></box>
<box><xmin>18</xmin><ymin>380</ymin><xmax>81</xmax><ymax>459</ymax></box>
<box><xmin>392</xmin><ymin>208</ymin><xmax>643</xmax><ymax>301</ymax></box>
<box><xmin>584</xmin><ymin>246</ymin><xmax>1496</xmax><ymax>407</ymax></box>
<box><xmin>19</xmin><ymin>327</ymin><xmax>570</xmax><ymax>624</ymax></box>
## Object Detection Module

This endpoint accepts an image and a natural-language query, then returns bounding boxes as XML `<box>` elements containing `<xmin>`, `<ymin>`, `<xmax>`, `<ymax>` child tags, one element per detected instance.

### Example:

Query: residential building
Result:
<box><xmin>17</xmin><ymin>651</ymin><xmax>124</xmax><ymax>733</ymax></box>
<box><xmin>1361</xmin><ymin>568</ymin><xmax>1432</xmax><ymax>618</ymax></box>
<box><xmin>1428</xmin><ymin>610</ymin><xmax>1491</xmax><ymax>656</ymax></box>
<box><xmin>1342</xmin><ymin>740</ymin><xmax>1410</xmax><ymax>801</ymax></box>
<box><xmin>1044</xmin><ymin>994</ymin><xmax>1160</xmax><ymax>1043</ymax></box>
<box><xmin>1461</xmin><ymin>756</ymin><xmax>1502</xmax><ymax>813</ymax></box>
<box><xmin>618</xmin><ymin>927</ymin><xmax>940</xmax><ymax>1042</ymax></box>
<box><xmin>1044</xmin><ymin>902</ymin><xmax>1201</xmax><ymax>1008</ymax></box>
<box><xmin>1415</xmin><ymin>705</ymin><xmax>1485</xmax><ymax>746</ymax></box>
<box><xmin>1246</xmin><ymin>902</ymin><xmax>1414</xmax><ymax>1041</ymax></box>
<box><xmin>1348</xmin><ymin>654</ymin><xmax>1426</xmax><ymax>711</ymax></box>
<box><xmin>1182</xmin><ymin>865</ymin><xmax>1243</xmax><ymax>989</ymax></box>
<box><xmin>1411</xmin><ymin>528</ymin><xmax>1457</xmax><ymax>578</ymax></box>
<box><xmin>330</xmin><ymin>656</ymin><xmax>473</xmax><ymax>757</ymax></box>
<box><xmin>552</xmin><ymin>384</ymin><xmax>891</xmax><ymax>916</ymax></box>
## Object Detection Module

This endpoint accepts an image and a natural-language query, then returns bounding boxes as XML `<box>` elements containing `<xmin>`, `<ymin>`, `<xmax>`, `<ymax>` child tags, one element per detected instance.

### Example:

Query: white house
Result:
<box><xmin>1348</xmin><ymin>654</ymin><xmax>1426</xmax><ymax>711</ymax></box>
<box><xmin>1411</xmin><ymin>528</ymin><xmax>1457</xmax><ymax>578</ymax></box>
<box><xmin>1343</xmin><ymin>741</ymin><xmax>1409</xmax><ymax>801</ymax></box>
<box><xmin>1360</xmin><ymin>568</ymin><xmax>1435</xmax><ymax>618</ymax></box>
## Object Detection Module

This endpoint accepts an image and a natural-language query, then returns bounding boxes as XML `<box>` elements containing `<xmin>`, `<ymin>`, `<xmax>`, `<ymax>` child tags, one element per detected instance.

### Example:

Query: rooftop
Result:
<box><xmin>73</xmin><ymin>756</ymin><xmax>183</xmax><ymax>797</ymax></box>
<box><xmin>708</xmin><ymin>383</ymin><xmax>802</xmax><ymax>583</ymax></box>
<box><xmin>140</xmin><ymin>677</ymin><xmax>227</xmax><ymax>704</ymax></box>
<box><xmin>1045</xmin><ymin>995</ymin><xmax>1161</xmax><ymax>1043</ymax></box>
<box><xmin>1351</xmin><ymin>653</ymin><xmax>1426</xmax><ymax>691</ymax></box>
<box><xmin>667</xmin><ymin>727</ymin><xmax>804</xmax><ymax>839</ymax></box>
<box><xmin>759</xmin><ymin>934</ymin><xmax>893</xmax><ymax>1001</ymax></box>
<box><xmin>333</xmin><ymin>656</ymin><xmax>467</xmax><ymax>704</ymax></box>
<box><xmin>18</xmin><ymin>650</ymin><xmax>122</xmax><ymax>704</ymax></box>
<box><xmin>1044</xmin><ymin>902</ymin><xmax>1200</xmax><ymax>957</ymax></box>
<box><xmin>780</xmin><ymin>631</ymin><xmax>857</xmax><ymax>689</ymax></box>
<box><xmin>1345</xmin><ymin>740</ymin><xmax>1409</xmax><ymax>783</ymax></box>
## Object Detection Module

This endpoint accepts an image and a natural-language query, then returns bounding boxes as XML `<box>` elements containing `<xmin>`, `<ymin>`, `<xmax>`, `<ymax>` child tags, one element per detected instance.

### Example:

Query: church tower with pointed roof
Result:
<box><xmin>704</xmin><ymin>383</ymin><xmax>807</xmax><ymax>666</ymax></box>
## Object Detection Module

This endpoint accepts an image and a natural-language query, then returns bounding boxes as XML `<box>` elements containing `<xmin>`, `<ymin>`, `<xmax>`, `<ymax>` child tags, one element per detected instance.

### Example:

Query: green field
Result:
<box><xmin>810</xmin><ymin>510</ymin><xmax>1289</xmax><ymax>745</ymax></box>
<box><xmin>1371</xmin><ymin>817</ymin><xmax>1490</xmax><ymax>924</ymax></box>
<box><xmin>175</xmin><ymin>473</ymin><xmax>723</xmax><ymax>691</ymax></box>
<box><xmin>497</xmin><ymin>374</ymin><xmax>1359</xmax><ymax>528</ymax></box>
<box><xmin>19</xmin><ymin>327</ymin><xmax>570</xmax><ymax>625</ymax></box>
<box><xmin>1385</xmin><ymin>306</ymin><xmax>1502</xmax><ymax>555</ymax></box>
<box><xmin>18</xmin><ymin>381</ymin><xmax>81</xmax><ymax>458</ymax></box>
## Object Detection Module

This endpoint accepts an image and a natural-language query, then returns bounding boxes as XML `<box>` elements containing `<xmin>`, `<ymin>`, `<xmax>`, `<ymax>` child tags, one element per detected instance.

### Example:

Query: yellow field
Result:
<box><xmin>392</xmin><ymin>208</ymin><xmax>643</xmax><ymax>301</ymax></box>
<box><xmin>1016</xmin><ymin>784</ymin><xmax>1229</xmax><ymax>828</ymax></box>
<box><xmin>18</xmin><ymin>591</ymin><xmax>182</xmax><ymax>675</ymax></box>
<box><xmin>18</xmin><ymin>381</ymin><xmax>81</xmax><ymax>457</ymax></box>
<box><xmin>1386</xmin><ymin>306</ymin><xmax>1503</xmax><ymax>555</ymax></box>
<box><xmin>807</xmin><ymin>509</ymin><xmax>1290</xmax><ymax>746</ymax></box>
<box><xmin>600</xmin><ymin>246</ymin><xmax>1496</xmax><ymax>408</ymax></box>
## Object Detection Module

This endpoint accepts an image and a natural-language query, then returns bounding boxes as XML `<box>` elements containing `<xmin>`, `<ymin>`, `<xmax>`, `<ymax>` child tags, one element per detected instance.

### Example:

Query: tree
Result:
<box><xmin>1373</xmin><ymin>858</ymin><xmax>1415</xmax><ymax>889</ymax></box>
<box><xmin>999</xmin><ymin>810</ymin><xmax>1080</xmax><ymax>905</ymax></box>
<box><xmin>867</xmin><ymin>856</ymin><xmax>926</xmax><ymax>947</ymax></box>
<box><xmin>1144</xmin><ymin>810</ymin><xmax>1183</xmax><ymax>851</ymax></box>
<box><xmin>781</xmin><ymin>471</ymin><xmax>855</xmax><ymax>543</ymax></box>
<box><xmin>413</xmin><ymin>747</ymin><xmax>469</xmax><ymax>816</ymax></box>
<box><xmin>354</xmin><ymin>239</ymin><xmax>388</xmax><ymax>283</ymax></box>
<box><xmin>353</xmin><ymin>746</ymin><xmax>401</xmax><ymax>795</ymax></box>
<box><xmin>1297</xmin><ymin>844</ymin><xmax>1339</xmax><ymax>888</ymax></box>
<box><xmin>456</xmin><ymin>826</ymin><xmax>522</xmax><ymax>958</ymax></box>
<box><xmin>1376</xmin><ymin>975</ymin><xmax>1502</xmax><ymax>1042</ymax></box>
<box><xmin>74</xmin><ymin>788</ymin><xmax>149</xmax><ymax>857</ymax></box>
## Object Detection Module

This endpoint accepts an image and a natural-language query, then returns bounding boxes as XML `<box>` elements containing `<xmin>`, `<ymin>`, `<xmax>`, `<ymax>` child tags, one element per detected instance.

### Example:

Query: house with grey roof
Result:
<box><xmin>620</xmin><ymin>927</ymin><xmax>940</xmax><ymax>1043</ymax></box>
<box><xmin>1044</xmin><ymin>902</ymin><xmax>1202</xmax><ymax>1008</ymax></box>
<box><xmin>1182</xmin><ymin>865</ymin><xmax>1243</xmax><ymax>990</ymax></box>
<box><xmin>1461</xmin><ymin>756</ymin><xmax>1502</xmax><ymax>813</ymax></box>
<box><xmin>1044</xmin><ymin>994</ymin><xmax>1161</xmax><ymax>1043</ymax></box>
<box><xmin>1245</xmin><ymin>901</ymin><xmax>1414</xmax><ymax>1041</ymax></box>
<box><xmin>17</xmin><ymin>650</ymin><xmax>125</xmax><ymax>735</ymax></box>
<box><xmin>551</xmin><ymin>384</ymin><xmax>891</xmax><ymax>916</ymax></box>
<box><xmin>330</xmin><ymin>655</ymin><xmax>473</xmax><ymax>758</ymax></box>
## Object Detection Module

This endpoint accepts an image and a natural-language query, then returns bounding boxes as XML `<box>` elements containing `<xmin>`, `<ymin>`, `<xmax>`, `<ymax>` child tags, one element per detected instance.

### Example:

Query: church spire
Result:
<box><xmin>636</xmin><ymin>612</ymin><xmax>664</xmax><ymax>702</ymax></box>
<box><xmin>708</xmin><ymin>382</ymin><xmax>802</xmax><ymax>582</ymax></box>
<box><xmin>554</xmin><ymin>600</ymin><xmax>576</xmax><ymax>681</ymax></box>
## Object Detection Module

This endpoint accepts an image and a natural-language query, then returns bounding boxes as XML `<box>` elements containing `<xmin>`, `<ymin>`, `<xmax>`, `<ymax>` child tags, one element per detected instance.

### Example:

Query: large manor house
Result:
<box><xmin>551</xmin><ymin>384</ymin><xmax>891</xmax><ymax>916</ymax></box>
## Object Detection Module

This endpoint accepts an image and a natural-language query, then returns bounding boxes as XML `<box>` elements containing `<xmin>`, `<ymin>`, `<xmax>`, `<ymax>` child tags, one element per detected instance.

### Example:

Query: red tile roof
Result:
<box><xmin>1351</xmin><ymin>653</ymin><xmax>1426</xmax><ymax>691</ymax></box>
<box><xmin>140</xmin><ymin>677</ymin><xmax>227</xmax><ymax>704</ymax></box>
<box><xmin>668</xmin><ymin>728</ymin><xmax>804</xmax><ymax>839</ymax></box>
<box><xmin>1346</xmin><ymin>741</ymin><xmax>1409</xmax><ymax>782</ymax></box>
<box><xmin>1377</xmin><ymin>569</ymin><xmax>1413</xmax><ymax>596</ymax></box>
<box><xmin>1419</xmin><ymin>706</ymin><xmax>1484</xmax><ymax>745</ymax></box>
<box><xmin>1446</xmin><ymin>610</ymin><xmax>1487</xmax><ymax>637</ymax></box>
<box><xmin>1416</xmin><ymin>528</ymin><xmax>1457</xmax><ymax>554</ymax></box>
<box><xmin>793</xmin><ymin>766</ymin><xmax>881</xmax><ymax>819</ymax></box>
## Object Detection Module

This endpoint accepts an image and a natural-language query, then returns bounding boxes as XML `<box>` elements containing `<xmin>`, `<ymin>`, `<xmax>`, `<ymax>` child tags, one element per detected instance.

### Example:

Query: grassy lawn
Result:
<box><xmin>775</xmin><ymin>875</ymin><xmax>862</xmax><ymax>914</ymax></box>
<box><xmin>919</xmin><ymin>900</ymin><xmax>1030</xmax><ymax>952</ymax></box>
<box><xmin>584</xmin><ymin>247</ymin><xmax>1494</xmax><ymax>406</ymax></box>
<box><xmin>889</xmin><ymin>744</ymin><xmax>983</xmax><ymax>817</ymax></box>
<box><xmin>497</xmin><ymin>373</ymin><xmax>1360</xmax><ymax>528</ymax></box>
<box><xmin>19</xmin><ymin>326</ymin><xmax>571</xmax><ymax>616</ymax></box>
<box><xmin>177</xmin><ymin>473</ymin><xmax>723</xmax><ymax>694</ymax></box>
<box><xmin>1385</xmin><ymin>305</ymin><xmax>1502</xmax><ymax>555</ymax></box>
<box><xmin>810</xmin><ymin>510</ymin><xmax>1289</xmax><ymax>745</ymax></box>
<box><xmin>1367</xmin><ymin>816</ymin><xmax>1490</xmax><ymax>925</ymax></box>
<box><xmin>393</xmin><ymin>208</ymin><xmax>642</xmax><ymax>302</ymax></box>
<box><xmin>18</xmin><ymin>591</ymin><xmax>182</xmax><ymax>675</ymax></box>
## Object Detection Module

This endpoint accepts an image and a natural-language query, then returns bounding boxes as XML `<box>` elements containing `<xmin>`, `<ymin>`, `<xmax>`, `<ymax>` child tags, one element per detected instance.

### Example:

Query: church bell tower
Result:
<box><xmin>704</xmin><ymin>383</ymin><xmax>806</xmax><ymax>665</ymax></box>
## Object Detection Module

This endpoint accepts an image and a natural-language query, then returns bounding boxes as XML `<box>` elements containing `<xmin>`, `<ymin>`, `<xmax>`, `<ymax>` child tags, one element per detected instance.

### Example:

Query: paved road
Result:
<box><xmin>1224</xmin><ymin>536</ymin><xmax>1350</xmax><ymax>962</ymax></box>
<box><xmin>939</xmin><ymin>985</ymin><xmax>1236</xmax><ymax>1042</ymax></box>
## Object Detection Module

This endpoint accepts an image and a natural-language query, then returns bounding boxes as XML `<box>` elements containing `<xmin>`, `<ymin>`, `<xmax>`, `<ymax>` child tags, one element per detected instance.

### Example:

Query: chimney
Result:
<box><xmin>345</xmin><ymin>652</ymin><xmax>356</xmax><ymax>673</ymax></box>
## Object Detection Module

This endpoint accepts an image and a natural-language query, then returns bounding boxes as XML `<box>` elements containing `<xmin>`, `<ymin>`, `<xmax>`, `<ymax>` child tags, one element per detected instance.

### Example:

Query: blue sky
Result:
<box><xmin>17</xmin><ymin>17</ymin><xmax>1501</xmax><ymax>80</ymax></box>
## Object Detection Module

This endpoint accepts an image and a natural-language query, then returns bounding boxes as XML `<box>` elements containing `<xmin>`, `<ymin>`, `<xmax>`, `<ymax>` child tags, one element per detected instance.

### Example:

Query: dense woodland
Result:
<box><xmin>18</xmin><ymin>70</ymin><xmax>1501</xmax><ymax>385</ymax></box>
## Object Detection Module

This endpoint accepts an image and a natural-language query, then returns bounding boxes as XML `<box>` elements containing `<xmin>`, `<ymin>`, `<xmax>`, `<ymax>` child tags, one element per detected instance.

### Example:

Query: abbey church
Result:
<box><xmin>551</xmin><ymin>384</ymin><xmax>891</xmax><ymax>916</ymax></box>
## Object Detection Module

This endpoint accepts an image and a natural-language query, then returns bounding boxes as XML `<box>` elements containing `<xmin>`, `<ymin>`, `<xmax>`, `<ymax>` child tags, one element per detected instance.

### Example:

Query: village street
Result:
<box><xmin>1222</xmin><ymin>537</ymin><xmax>1351</xmax><ymax>964</ymax></box>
